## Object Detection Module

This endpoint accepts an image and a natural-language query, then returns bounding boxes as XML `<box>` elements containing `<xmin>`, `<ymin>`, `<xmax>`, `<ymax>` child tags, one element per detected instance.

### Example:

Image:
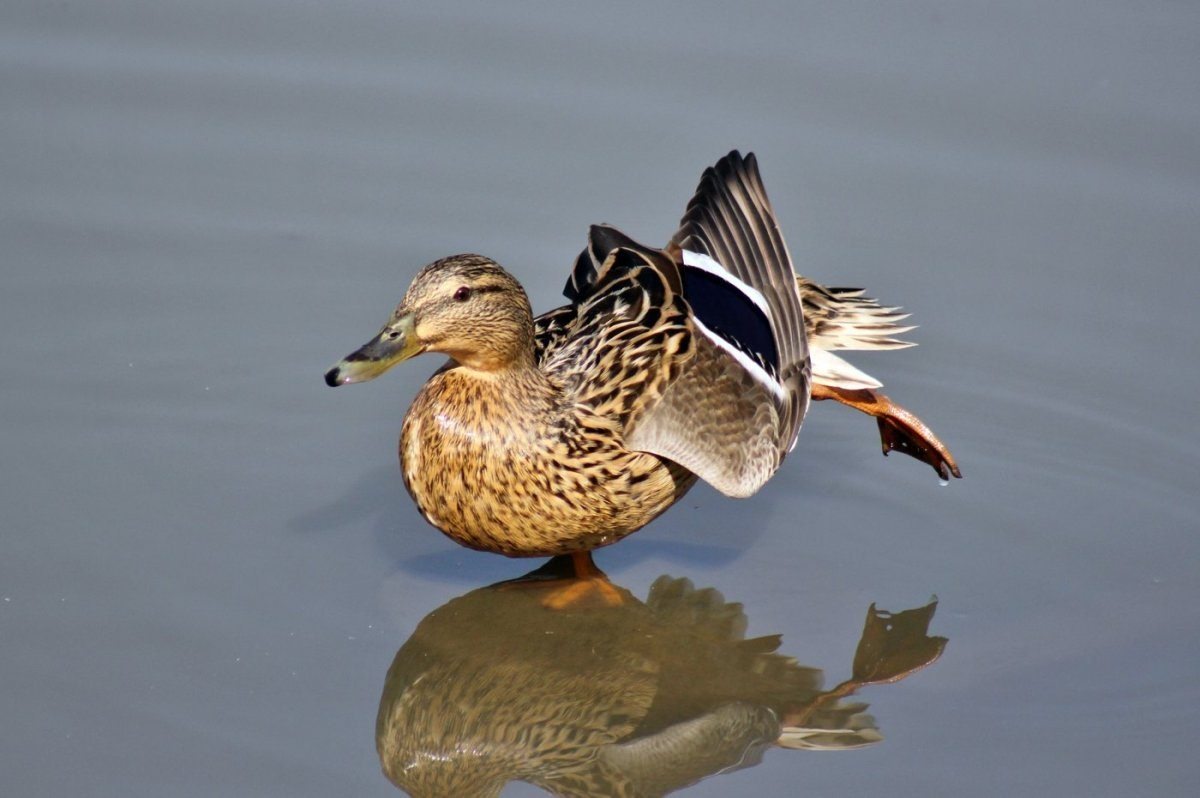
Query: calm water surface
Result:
<box><xmin>3</xmin><ymin>2</ymin><xmax>1198</xmax><ymax>796</ymax></box>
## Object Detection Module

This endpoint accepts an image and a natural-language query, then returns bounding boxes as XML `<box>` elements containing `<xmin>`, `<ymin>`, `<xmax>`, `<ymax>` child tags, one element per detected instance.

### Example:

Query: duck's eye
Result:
<box><xmin>453</xmin><ymin>286</ymin><xmax>472</xmax><ymax>302</ymax></box>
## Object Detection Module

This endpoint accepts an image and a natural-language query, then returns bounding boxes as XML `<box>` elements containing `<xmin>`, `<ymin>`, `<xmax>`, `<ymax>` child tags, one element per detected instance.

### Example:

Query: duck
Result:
<box><xmin>376</xmin><ymin>555</ymin><xmax>947</xmax><ymax>797</ymax></box>
<box><xmin>325</xmin><ymin>151</ymin><xmax>960</xmax><ymax>559</ymax></box>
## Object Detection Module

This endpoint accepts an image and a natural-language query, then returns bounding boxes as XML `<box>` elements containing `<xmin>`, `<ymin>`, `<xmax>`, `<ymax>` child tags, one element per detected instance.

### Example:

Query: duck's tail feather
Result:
<box><xmin>799</xmin><ymin>278</ymin><xmax>916</xmax><ymax>352</ymax></box>
<box><xmin>799</xmin><ymin>278</ymin><xmax>918</xmax><ymax>390</ymax></box>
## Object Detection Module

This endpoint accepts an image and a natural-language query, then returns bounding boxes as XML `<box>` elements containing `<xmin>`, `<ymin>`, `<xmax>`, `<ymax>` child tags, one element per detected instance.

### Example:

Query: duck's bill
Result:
<box><xmin>324</xmin><ymin>314</ymin><xmax>421</xmax><ymax>387</ymax></box>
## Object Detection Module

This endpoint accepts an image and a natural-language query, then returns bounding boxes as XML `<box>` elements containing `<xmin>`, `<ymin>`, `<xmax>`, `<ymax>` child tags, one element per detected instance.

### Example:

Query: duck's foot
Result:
<box><xmin>812</xmin><ymin>384</ymin><xmax>962</xmax><ymax>480</ymax></box>
<box><xmin>498</xmin><ymin>552</ymin><xmax>629</xmax><ymax>610</ymax></box>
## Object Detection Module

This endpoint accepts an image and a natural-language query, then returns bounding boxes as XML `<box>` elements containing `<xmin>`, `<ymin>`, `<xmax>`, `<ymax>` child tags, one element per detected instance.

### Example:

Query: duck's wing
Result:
<box><xmin>668</xmin><ymin>150</ymin><xmax>810</xmax><ymax>445</ymax></box>
<box><xmin>551</xmin><ymin>153</ymin><xmax>812</xmax><ymax>497</ymax></box>
<box><xmin>619</xmin><ymin>152</ymin><xmax>809</xmax><ymax>496</ymax></box>
<box><xmin>552</xmin><ymin>224</ymin><xmax>785</xmax><ymax>496</ymax></box>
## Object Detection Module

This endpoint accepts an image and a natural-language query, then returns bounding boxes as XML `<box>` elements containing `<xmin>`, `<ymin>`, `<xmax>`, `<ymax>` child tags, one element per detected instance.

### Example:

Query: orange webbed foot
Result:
<box><xmin>812</xmin><ymin>384</ymin><xmax>962</xmax><ymax>480</ymax></box>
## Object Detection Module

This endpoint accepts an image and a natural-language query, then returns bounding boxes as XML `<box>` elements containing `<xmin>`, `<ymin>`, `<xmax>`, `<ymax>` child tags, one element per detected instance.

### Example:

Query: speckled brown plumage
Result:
<box><xmin>399</xmin><ymin>361</ymin><xmax>695</xmax><ymax>556</ymax></box>
<box><xmin>325</xmin><ymin>151</ymin><xmax>960</xmax><ymax>557</ymax></box>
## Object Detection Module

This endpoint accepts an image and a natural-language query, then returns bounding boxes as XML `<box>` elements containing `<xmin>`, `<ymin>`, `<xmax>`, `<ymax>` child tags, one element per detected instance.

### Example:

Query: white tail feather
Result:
<box><xmin>810</xmin><ymin>348</ymin><xmax>882</xmax><ymax>390</ymax></box>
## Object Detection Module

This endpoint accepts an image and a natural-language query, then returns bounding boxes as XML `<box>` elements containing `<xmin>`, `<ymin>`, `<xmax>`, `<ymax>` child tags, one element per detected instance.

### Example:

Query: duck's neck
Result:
<box><xmin>447</xmin><ymin>354</ymin><xmax>553</xmax><ymax>395</ymax></box>
<box><xmin>432</xmin><ymin>358</ymin><xmax>559</xmax><ymax>436</ymax></box>
<box><xmin>440</xmin><ymin>322</ymin><xmax>537</xmax><ymax>373</ymax></box>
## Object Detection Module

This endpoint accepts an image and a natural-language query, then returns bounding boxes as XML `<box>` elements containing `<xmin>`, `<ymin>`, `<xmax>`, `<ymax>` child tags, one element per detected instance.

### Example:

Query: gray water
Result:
<box><xmin>3</xmin><ymin>1</ymin><xmax>1198</xmax><ymax>795</ymax></box>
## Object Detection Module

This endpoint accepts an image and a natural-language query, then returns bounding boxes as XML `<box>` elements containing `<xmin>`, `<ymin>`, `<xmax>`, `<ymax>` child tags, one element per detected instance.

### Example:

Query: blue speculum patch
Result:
<box><xmin>680</xmin><ymin>264</ymin><xmax>780</xmax><ymax>377</ymax></box>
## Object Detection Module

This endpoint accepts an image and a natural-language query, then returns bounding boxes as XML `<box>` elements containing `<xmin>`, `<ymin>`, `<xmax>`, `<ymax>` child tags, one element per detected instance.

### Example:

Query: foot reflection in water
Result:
<box><xmin>377</xmin><ymin>556</ymin><xmax>946</xmax><ymax>797</ymax></box>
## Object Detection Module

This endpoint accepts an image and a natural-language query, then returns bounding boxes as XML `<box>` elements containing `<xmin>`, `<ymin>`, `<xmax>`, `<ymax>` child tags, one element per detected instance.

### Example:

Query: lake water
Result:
<box><xmin>3</xmin><ymin>1</ymin><xmax>1198</xmax><ymax>796</ymax></box>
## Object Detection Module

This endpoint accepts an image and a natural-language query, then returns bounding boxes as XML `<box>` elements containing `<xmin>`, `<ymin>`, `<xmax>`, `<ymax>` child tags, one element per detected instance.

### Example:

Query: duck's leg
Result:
<box><xmin>811</xmin><ymin>384</ymin><xmax>962</xmax><ymax>480</ymax></box>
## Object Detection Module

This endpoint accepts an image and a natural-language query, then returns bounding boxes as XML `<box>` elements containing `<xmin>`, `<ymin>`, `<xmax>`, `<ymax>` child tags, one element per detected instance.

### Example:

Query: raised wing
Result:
<box><xmin>624</xmin><ymin>152</ymin><xmax>812</xmax><ymax>495</ymax></box>
<box><xmin>669</xmin><ymin>151</ymin><xmax>810</xmax><ymax>452</ymax></box>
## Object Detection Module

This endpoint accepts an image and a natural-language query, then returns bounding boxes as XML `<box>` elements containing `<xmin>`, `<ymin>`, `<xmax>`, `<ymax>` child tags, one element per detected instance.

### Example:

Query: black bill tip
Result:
<box><xmin>324</xmin><ymin>367</ymin><xmax>342</xmax><ymax>387</ymax></box>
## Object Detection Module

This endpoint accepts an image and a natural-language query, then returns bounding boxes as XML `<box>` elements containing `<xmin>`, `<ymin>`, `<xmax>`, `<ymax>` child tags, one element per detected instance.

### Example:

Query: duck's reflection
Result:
<box><xmin>377</xmin><ymin>556</ymin><xmax>946</xmax><ymax>797</ymax></box>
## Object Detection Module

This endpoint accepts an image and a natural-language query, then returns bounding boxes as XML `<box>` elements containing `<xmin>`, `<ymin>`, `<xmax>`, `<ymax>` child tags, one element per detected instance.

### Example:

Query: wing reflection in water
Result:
<box><xmin>377</xmin><ymin>556</ymin><xmax>946</xmax><ymax>797</ymax></box>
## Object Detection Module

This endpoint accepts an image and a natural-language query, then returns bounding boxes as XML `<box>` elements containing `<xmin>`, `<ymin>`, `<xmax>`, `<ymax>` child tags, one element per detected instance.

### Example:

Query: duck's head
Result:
<box><xmin>325</xmin><ymin>254</ymin><xmax>534</xmax><ymax>386</ymax></box>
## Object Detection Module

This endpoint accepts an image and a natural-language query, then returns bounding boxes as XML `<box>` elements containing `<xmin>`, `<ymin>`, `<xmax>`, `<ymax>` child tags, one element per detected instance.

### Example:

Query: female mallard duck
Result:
<box><xmin>326</xmin><ymin>151</ymin><xmax>959</xmax><ymax>558</ymax></box>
